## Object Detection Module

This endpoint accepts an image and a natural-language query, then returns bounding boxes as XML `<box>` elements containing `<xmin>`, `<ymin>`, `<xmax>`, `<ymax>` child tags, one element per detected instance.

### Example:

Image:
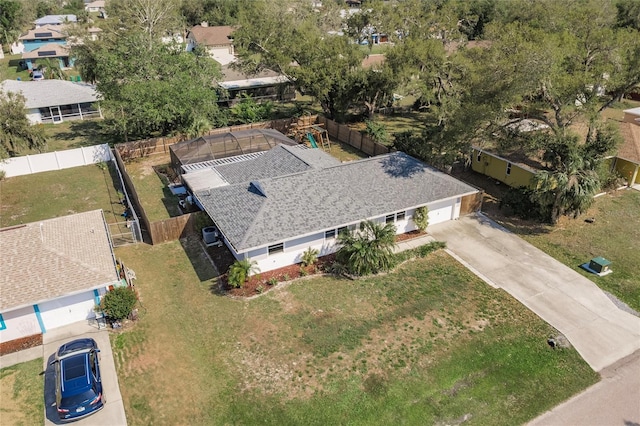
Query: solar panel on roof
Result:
<box><xmin>38</xmin><ymin>50</ymin><xmax>57</xmax><ymax>56</ymax></box>
<box><xmin>34</xmin><ymin>32</ymin><xmax>53</xmax><ymax>37</ymax></box>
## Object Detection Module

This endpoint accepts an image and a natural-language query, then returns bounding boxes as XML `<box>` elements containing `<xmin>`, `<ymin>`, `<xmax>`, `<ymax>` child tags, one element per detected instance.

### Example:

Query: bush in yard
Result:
<box><xmin>336</xmin><ymin>220</ymin><xmax>396</xmax><ymax>276</ymax></box>
<box><xmin>100</xmin><ymin>287</ymin><xmax>137</xmax><ymax>320</ymax></box>
<box><xmin>227</xmin><ymin>259</ymin><xmax>260</xmax><ymax>288</ymax></box>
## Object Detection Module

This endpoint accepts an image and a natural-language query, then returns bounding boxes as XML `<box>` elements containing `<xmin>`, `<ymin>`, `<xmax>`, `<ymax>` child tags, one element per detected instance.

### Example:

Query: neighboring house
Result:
<box><xmin>0</xmin><ymin>210</ymin><xmax>120</xmax><ymax>353</ymax></box>
<box><xmin>87</xmin><ymin>26</ymin><xmax>103</xmax><ymax>41</ymax></box>
<box><xmin>614</xmin><ymin>107</ymin><xmax>640</xmax><ymax>187</ymax></box>
<box><xmin>186</xmin><ymin>24</ymin><xmax>235</xmax><ymax>64</ymax></box>
<box><xmin>21</xmin><ymin>42</ymin><xmax>73</xmax><ymax>70</ymax></box>
<box><xmin>85</xmin><ymin>0</ymin><xmax>105</xmax><ymax>12</ymax></box>
<box><xmin>18</xmin><ymin>25</ymin><xmax>67</xmax><ymax>53</ymax></box>
<box><xmin>471</xmin><ymin>148</ymin><xmax>538</xmax><ymax>188</ymax></box>
<box><xmin>218</xmin><ymin>65</ymin><xmax>295</xmax><ymax>105</ymax></box>
<box><xmin>183</xmin><ymin>143</ymin><xmax>480</xmax><ymax>274</ymax></box>
<box><xmin>0</xmin><ymin>79</ymin><xmax>102</xmax><ymax>124</ymax></box>
<box><xmin>34</xmin><ymin>14</ymin><xmax>77</xmax><ymax>27</ymax></box>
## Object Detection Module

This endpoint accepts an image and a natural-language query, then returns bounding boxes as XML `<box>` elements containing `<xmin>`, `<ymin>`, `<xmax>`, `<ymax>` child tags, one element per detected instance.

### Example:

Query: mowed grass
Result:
<box><xmin>39</xmin><ymin>120</ymin><xmax>120</xmax><ymax>153</ymax></box>
<box><xmin>0</xmin><ymin>162</ymin><xmax>125</xmax><ymax>227</ymax></box>
<box><xmin>506</xmin><ymin>190</ymin><xmax>640</xmax><ymax>312</ymax></box>
<box><xmin>113</xmin><ymin>241</ymin><xmax>598</xmax><ymax>425</ymax></box>
<box><xmin>0</xmin><ymin>358</ymin><xmax>44</xmax><ymax>426</ymax></box>
<box><xmin>122</xmin><ymin>155</ymin><xmax>181</xmax><ymax>222</ymax></box>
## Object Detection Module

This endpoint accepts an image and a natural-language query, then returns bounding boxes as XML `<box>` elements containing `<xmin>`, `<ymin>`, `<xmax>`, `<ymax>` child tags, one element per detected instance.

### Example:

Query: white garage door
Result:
<box><xmin>37</xmin><ymin>291</ymin><xmax>98</xmax><ymax>332</ymax></box>
<box><xmin>427</xmin><ymin>199</ymin><xmax>455</xmax><ymax>225</ymax></box>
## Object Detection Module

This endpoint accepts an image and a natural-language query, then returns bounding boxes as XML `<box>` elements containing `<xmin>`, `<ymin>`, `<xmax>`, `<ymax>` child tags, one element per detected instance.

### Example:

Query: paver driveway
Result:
<box><xmin>429</xmin><ymin>213</ymin><xmax>640</xmax><ymax>372</ymax></box>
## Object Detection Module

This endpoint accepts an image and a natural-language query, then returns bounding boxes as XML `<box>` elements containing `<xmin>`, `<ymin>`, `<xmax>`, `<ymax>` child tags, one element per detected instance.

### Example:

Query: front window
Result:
<box><xmin>268</xmin><ymin>243</ymin><xmax>283</xmax><ymax>255</ymax></box>
<box><xmin>325</xmin><ymin>229</ymin><xmax>336</xmax><ymax>239</ymax></box>
<box><xmin>385</xmin><ymin>214</ymin><xmax>395</xmax><ymax>223</ymax></box>
<box><xmin>396</xmin><ymin>211</ymin><xmax>406</xmax><ymax>221</ymax></box>
<box><xmin>506</xmin><ymin>163</ymin><xmax>512</xmax><ymax>175</ymax></box>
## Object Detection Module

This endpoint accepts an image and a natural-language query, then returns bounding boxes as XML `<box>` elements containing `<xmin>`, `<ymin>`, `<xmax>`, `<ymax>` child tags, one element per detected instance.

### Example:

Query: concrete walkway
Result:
<box><xmin>428</xmin><ymin>213</ymin><xmax>640</xmax><ymax>372</ymax></box>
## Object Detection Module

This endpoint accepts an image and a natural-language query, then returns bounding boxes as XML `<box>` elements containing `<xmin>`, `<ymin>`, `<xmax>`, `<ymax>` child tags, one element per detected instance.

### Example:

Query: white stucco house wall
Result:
<box><xmin>0</xmin><ymin>210</ymin><xmax>120</xmax><ymax>351</ymax></box>
<box><xmin>1</xmin><ymin>79</ymin><xmax>102</xmax><ymax>124</ymax></box>
<box><xmin>182</xmin><ymin>142</ymin><xmax>480</xmax><ymax>274</ymax></box>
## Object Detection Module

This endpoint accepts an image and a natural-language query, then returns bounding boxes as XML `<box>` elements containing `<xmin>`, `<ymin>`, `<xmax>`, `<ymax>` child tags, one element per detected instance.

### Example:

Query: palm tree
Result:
<box><xmin>227</xmin><ymin>259</ymin><xmax>260</xmax><ymax>288</ymax></box>
<box><xmin>336</xmin><ymin>220</ymin><xmax>397</xmax><ymax>276</ymax></box>
<box><xmin>531</xmin><ymin>155</ymin><xmax>600</xmax><ymax>224</ymax></box>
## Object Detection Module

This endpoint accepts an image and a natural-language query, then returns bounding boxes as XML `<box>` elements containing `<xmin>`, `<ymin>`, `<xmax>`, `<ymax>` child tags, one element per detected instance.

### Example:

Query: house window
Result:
<box><xmin>337</xmin><ymin>226</ymin><xmax>348</xmax><ymax>236</ymax></box>
<box><xmin>396</xmin><ymin>211</ymin><xmax>406</xmax><ymax>221</ymax></box>
<box><xmin>477</xmin><ymin>151</ymin><xmax>482</xmax><ymax>162</ymax></box>
<box><xmin>268</xmin><ymin>243</ymin><xmax>284</xmax><ymax>255</ymax></box>
<box><xmin>506</xmin><ymin>162</ymin><xmax>512</xmax><ymax>175</ymax></box>
<box><xmin>325</xmin><ymin>229</ymin><xmax>336</xmax><ymax>239</ymax></box>
<box><xmin>385</xmin><ymin>214</ymin><xmax>395</xmax><ymax>223</ymax></box>
<box><xmin>0</xmin><ymin>313</ymin><xmax>6</xmax><ymax>331</ymax></box>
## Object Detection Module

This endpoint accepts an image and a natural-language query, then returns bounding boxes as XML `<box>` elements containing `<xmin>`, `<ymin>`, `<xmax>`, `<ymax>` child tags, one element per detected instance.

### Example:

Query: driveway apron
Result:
<box><xmin>43</xmin><ymin>322</ymin><xmax>127</xmax><ymax>426</ymax></box>
<box><xmin>428</xmin><ymin>213</ymin><xmax>640</xmax><ymax>373</ymax></box>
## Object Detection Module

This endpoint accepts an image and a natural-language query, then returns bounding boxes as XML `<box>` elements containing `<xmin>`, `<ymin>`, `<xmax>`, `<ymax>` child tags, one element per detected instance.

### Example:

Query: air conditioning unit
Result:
<box><xmin>202</xmin><ymin>226</ymin><xmax>222</xmax><ymax>247</ymax></box>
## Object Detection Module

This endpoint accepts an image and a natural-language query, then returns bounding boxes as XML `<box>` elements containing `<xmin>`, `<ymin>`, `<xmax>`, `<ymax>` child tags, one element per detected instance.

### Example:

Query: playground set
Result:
<box><xmin>289</xmin><ymin>118</ymin><xmax>331</xmax><ymax>151</ymax></box>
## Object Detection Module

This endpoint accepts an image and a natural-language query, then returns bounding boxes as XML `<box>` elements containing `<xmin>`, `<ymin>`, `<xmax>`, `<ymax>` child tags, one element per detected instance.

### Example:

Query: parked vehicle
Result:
<box><xmin>31</xmin><ymin>70</ymin><xmax>44</xmax><ymax>81</ymax></box>
<box><xmin>51</xmin><ymin>338</ymin><xmax>105</xmax><ymax>421</ymax></box>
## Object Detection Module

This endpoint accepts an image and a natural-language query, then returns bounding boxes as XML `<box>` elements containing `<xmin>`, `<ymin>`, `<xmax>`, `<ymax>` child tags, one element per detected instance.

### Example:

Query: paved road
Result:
<box><xmin>529</xmin><ymin>349</ymin><xmax>640</xmax><ymax>425</ymax></box>
<box><xmin>429</xmin><ymin>214</ymin><xmax>640</xmax><ymax>372</ymax></box>
<box><xmin>43</xmin><ymin>322</ymin><xmax>127</xmax><ymax>426</ymax></box>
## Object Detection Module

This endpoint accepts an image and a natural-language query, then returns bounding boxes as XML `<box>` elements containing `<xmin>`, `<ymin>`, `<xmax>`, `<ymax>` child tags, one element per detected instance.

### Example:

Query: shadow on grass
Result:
<box><xmin>179</xmin><ymin>235</ymin><xmax>221</xmax><ymax>285</ymax></box>
<box><xmin>51</xmin><ymin>120</ymin><xmax>121</xmax><ymax>149</ymax></box>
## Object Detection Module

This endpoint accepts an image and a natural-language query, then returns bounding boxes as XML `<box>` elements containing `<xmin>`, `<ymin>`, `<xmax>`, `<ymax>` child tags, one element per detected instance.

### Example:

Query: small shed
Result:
<box><xmin>589</xmin><ymin>257</ymin><xmax>612</xmax><ymax>274</ymax></box>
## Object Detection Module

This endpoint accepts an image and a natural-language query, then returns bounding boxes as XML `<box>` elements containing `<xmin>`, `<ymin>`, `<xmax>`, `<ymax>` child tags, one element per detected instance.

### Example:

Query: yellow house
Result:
<box><xmin>471</xmin><ymin>147</ymin><xmax>537</xmax><ymax>188</ymax></box>
<box><xmin>614</xmin><ymin>107</ymin><xmax>640</xmax><ymax>187</ymax></box>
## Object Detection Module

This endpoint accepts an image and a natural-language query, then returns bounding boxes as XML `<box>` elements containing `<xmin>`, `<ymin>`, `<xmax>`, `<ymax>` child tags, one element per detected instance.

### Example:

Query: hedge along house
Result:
<box><xmin>184</xmin><ymin>143</ymin><xmax>480</xmax><ymax>274</ymax></box>
<box><xmin>1</xmin><ymin>79</ymin><xmax>101</xmax><ymax>124</ymax></box>
<box><xmin>0</xmin><ymin>210</ymin><xmax>120</xmax><ymax>354</ymax></box>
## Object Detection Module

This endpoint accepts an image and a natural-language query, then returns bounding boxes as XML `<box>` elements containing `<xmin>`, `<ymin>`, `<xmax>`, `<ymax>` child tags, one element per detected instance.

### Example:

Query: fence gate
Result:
<box><xmin>108</xmin><ymin>220</ymin><xmax>140</xmax><ymax>247</ymax></box>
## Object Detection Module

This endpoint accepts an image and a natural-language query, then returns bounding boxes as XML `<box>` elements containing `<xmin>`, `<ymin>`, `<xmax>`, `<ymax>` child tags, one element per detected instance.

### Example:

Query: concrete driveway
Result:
<box><xmin>428</xmin><ymin>213</ymin><xmax>640</xmax><ymax>372</ymax></box>
<box><xmin>43</xmin><ymin>322</ymin><xmax>127</xmax><ymax>426</ymax></box>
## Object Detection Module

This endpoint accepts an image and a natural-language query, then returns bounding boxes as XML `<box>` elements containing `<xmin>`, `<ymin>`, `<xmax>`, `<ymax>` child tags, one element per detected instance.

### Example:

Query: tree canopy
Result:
<box><xmin>0</xmin><ymin>91</ymin><xmax>46</xmax><ymax>159</ymax></box>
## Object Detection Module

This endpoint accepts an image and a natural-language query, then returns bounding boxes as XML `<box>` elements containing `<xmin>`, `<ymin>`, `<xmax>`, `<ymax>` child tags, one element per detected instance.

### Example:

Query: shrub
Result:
<box><xmin>299</xmin><ymin>266</ymin><xmax>308</xmax><ymax>277</ymax></box>
<box><xmin>268</xmin><ymin>277</ymin><xmax>278</xmax><ymax>286</ymax></box>
<box><xmin>301</xmin><ymin>247</ymin><xmax>319</xmax><ymax>267</ymax></box>
<box><xmin>100</xmin><ymin>287</ymin><xmax>137</xmax><ymax>320</ymax></box>
<box><xmin>413</xmin><ymin>206</ymin><xmax>429</xmax><ymax>232</ymax></box>
<box><xmin>228</xmin><ymin>259</ymin><xmax>260</xmax><ymax>288</ymax></box>
<box><xmin>500</xmin><ymin>187</ymin><xmax>546</xmax><ymax>220</ymax></box>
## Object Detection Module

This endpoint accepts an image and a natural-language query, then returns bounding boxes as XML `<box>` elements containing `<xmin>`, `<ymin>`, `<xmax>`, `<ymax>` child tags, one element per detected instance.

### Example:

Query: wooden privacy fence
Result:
<box><xmin>146</xmin><ymin>211</ymin><xmax>210</xmax><ymax>244</ymax></box>
<box><xmin>320</xmin><ymin>117</ymin><xmax>392</xmax><ymax>157</ymax></box>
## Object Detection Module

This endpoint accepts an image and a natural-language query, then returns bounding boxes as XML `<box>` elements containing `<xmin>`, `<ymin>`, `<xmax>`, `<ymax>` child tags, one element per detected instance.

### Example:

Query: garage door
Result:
<box><xmin>427</xmin><ymin>199</ymin><xmax>455</xmax><ymax>225</ymax></box>
<box><xmin>37</xmin><ymin>291</ymin><xmax>98</xmax><ymax>332</ymax></box>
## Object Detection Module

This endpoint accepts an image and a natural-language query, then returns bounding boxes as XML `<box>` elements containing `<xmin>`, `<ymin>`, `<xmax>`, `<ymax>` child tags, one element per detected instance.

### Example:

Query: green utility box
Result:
<box><xmin>588</xmin><ymin>257</ymin><xmax>611</xmax><ymax>274</ymax></box>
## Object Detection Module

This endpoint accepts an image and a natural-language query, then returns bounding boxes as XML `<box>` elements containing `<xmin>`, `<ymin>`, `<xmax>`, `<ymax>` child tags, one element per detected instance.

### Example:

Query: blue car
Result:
<box><xmin>51</xmin><ymin>338</ymin><xmax>105</xmax><ymax>421</ymax></box>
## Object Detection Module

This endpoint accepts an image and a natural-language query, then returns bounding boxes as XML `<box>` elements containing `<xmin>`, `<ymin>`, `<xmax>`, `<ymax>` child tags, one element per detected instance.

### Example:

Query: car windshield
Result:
<box><xmin>63</xmin><ymin>357</ymin><xmax>87</xmax><ymax>380</ymax></box>
<box><xmin>60</xmin><ymin>389</ymin><xmax>98</xmax><ymax>408</ymax></box>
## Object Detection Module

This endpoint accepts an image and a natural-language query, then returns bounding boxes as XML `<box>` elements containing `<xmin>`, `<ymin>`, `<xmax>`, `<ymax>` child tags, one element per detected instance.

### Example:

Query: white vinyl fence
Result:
<box><xmin>0</xmin><ymin>144</ymin><xmax>112</xmax><ymax>178</ymax></box>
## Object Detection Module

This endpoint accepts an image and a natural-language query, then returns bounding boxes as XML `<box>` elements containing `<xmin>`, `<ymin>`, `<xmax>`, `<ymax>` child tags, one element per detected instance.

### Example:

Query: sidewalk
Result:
<box><xmin>0</xmin><ymin>345</ymin><xmax>43</xmax><ymax>369</ymax></box>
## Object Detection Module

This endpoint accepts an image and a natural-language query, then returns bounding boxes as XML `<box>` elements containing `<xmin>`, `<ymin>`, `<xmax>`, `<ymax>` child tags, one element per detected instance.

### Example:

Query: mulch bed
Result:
<box><xmin>221</xmin><ymin>231</ymin><xmax>428</xmax><ymax>298</ymax></box>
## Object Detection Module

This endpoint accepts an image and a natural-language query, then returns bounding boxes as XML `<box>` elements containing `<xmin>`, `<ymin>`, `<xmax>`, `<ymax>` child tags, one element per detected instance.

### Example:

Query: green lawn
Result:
<box><xmin>0</xmin><ymin>358</ymin><xmax>44</xmax><ymax>426</ymax></box>
<box><xmin>0</xmin><ymin>162</ymin><xmax>125</xmax><ymax>227</ymax></box>
<box><xmin>499</xmin><ymin>190</ymin><xmax>640</xmax><ymax>312</ymax></box>
<box><xmin>0</xmin><ymin>54</ymin><xmax>31</xmax><ymax>81</ymax></box>
<box><xmin>112</xmin><ymin>240</ymin><xmax>598</xmax><ymax>425</ymax></box>
<box><xmin>38</xmin><ymin>120</ymin><xmax>120</xmax><ymax>153</ymax></box>
<box><xmin>122</xmin><ymin>156</ymin><xmax>181</xmax><ymax>222</ymax></box>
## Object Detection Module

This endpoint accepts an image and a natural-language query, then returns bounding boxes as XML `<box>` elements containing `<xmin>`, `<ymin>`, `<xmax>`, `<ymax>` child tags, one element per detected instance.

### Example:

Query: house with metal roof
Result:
<box><xmin>184</xmin><ymin>143</ymin><xmax>480</xmax><ymax>274</ymax></box>
<box><xmin>0</xmin><ymin>210</ymin><xmax>120</xmax><ymax>353</ymax></box>
<box><xmin>1</xmin><ymin>79</ymin><xmax>101</xmax><ymax>124</ymax></box>
<box><xmin>34</xmin><ymin>14</ymin><xmax>77</xmax><ymax>27</ymax></box>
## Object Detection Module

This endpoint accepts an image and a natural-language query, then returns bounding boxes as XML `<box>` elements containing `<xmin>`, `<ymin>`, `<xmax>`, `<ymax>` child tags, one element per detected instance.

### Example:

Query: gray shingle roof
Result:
<box><xmin>0</xmin><ymin>210</ymin><xmax>119</xmax><ymax>311</ymax></box>
<box><xmin>215</xmin><ymin>144</ymin><xmax>339</xmax><ymax>184</ymax></box>
<box><xmin>195</xmin><ymin>151</ymin><xmax>478</xmax><ymax>252</ymax></box>
<box><xmin>1</xmin><ymin>79</ymin><xmax>99</xmax><ymax>109</ymax></box>
<box><xmin>34</xmin><ymin>15</ymin><xmax>77</xmax><ymax>25</ymax></box>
